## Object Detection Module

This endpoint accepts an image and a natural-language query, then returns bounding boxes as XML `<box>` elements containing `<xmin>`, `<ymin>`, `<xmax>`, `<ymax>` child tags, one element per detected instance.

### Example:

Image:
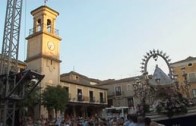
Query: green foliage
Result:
<box><xmin>17</xmin><ymin>86</ymin><xmax>41</xmax><ymax>117</ymax></box>
<box><xmin>42</xmin><ymin>85</ymin><xmax>68</xmax><ymax>113</ymax></box>
<box><xmin>18</xmin><ymin>86</ymin><xmax>41</xmax><ymax>108</ymax></box>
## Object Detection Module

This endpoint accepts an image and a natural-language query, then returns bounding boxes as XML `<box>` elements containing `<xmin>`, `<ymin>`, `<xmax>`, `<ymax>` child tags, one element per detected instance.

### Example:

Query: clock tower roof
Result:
<box><xmin>31</xmin><ymin>5</ymin><xmax>59</xmax><ymax>17</ymax></box>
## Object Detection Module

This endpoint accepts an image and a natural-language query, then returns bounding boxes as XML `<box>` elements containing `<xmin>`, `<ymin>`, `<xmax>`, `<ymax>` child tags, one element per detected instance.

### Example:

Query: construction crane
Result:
<box><xmin>0</xmin><ymin>0</ymin><xmax>44</xmax><ymax>125</ymax></box>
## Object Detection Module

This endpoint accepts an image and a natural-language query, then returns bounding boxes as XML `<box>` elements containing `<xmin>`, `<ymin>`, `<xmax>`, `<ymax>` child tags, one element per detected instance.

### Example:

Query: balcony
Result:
<box><xmin>69</xmin><ymin>93</ymin><xmax>71</xmax><ymax>101</ymax></box>
<box><xmin>28</xmin><ymin>25</ymin><xmax>59</xmax><ymax>36</ymax></box>
<box><xmin>68</xmin><ymin>95</ymin><xmax>106</xmax><ymax>104</ymax></box>
<box><xmin>89</xmin><ymin>97</ymin><xmax>95</xmax><ymax>103</ymax></box>
<box><xmin>100</xmin><ymin>98</ymin><xmax>106</xmax><ymax>104</ymax></box>
<box><xmin>77</xmin><ymin>95</ymin><xmax>83</xmax><ymax>102</ymax></box>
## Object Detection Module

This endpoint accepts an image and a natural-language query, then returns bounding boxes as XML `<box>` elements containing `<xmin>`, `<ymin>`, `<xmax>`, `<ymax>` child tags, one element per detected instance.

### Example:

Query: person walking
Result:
<box><xmin>128</xmin><ymin>115</ymin><xmax>137</xmax><ymax>126</ymax></box>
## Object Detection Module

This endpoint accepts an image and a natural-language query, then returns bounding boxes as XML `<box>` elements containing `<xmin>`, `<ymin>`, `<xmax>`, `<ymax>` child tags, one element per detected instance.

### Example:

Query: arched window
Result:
<box><xmin>47</xmin><ymin>19</ymin><xmax>51</xmax><ymax>32</ymax></box>
<box><xmin>37</xmin><ymin>19</ymin><xmax>41</xmax><ymax>32</ymax></box>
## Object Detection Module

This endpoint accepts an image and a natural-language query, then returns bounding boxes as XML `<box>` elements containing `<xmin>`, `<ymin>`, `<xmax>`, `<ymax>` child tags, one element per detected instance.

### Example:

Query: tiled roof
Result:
<box><xmin>0</xmin><ymin>54</ymin><xmax>27</xmax><ymax>66</ymax></box>
<box><xmin>60</xmin><ymin>71</ymin><xmax>107</xmax><ymax>90</ymax></box>
<box><xmin>60</xmin><ymin>78</ymin><xmax>107</xmax><ymax>90</ymax></box>
<box><xmin>61</xmin><ymin>71</ymin><xmax>89</xmax><ymax>81</ymax></box>
<box><xmin>31</xmin><ymin>5</ymin><xmax>59</xmax><ymax>15</ymax></box>
<box><xmin>98</xmin><ymin>75</ymin><xmax>142</xmax><ymax>85</ymax></box>
<box><xmin>60</xmin><ymin>71</ymin><xmax>101</xmax><ymax>83</ymax></box>
<box><xmin>171</xmin><ymin>56</ymin><xmax>196</xmax><ymax>65</ymax></box>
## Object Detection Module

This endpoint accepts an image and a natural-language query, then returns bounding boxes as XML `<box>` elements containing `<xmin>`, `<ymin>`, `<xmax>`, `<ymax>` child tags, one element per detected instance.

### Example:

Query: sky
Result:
<box><xmin>0</xmin><ymin>0</ymin><xmax>196</xmax><ymax>80</ymax></box>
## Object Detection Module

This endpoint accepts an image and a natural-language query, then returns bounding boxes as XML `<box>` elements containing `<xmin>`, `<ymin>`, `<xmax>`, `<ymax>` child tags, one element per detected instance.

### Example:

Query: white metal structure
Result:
<box><xmin>101</xmin><ymin>106</ymin><xmax>129</xmax><ymax>120</ymax></box>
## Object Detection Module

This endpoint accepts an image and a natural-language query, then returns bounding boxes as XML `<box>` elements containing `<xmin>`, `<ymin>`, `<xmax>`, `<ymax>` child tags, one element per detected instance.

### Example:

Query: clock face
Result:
<box><xmin>47</xmin><ymin>41</ymin><xmax>55</xmax><ymax>51</ymax></box>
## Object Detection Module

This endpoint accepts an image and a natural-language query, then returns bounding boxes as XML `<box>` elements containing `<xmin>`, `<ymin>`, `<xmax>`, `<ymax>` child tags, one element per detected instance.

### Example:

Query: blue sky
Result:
<box><xmin>0</xmin><ymin>0</ymin><xmax>196</xmax><ymax>80</ymax></box>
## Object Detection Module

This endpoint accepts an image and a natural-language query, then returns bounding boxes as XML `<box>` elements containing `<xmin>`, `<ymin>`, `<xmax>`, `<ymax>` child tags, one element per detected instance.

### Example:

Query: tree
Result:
<box><xmin>17</xmin><ymin>86</ymin><xmax>41</xmax><ymax>124</ymax></box>
<box><xmin>42</xmin><ymin>85</ymin><xmax>68</xmax><ymax>119</ymax></box>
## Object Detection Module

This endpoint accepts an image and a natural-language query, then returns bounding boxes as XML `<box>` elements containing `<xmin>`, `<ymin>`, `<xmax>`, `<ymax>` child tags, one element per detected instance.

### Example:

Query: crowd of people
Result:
<box><xmin>22</xmin><ymin>114</ymin><xmax>165</xmax><ymax>126</ymax></box>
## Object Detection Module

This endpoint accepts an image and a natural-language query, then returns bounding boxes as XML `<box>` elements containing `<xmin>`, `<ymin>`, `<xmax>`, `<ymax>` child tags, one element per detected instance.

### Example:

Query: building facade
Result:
<box><xmin>98</xmin><ymin>76</ymin><xmax>141</xmax><ymax>109</ymax></box>
<box><xmin>60</xmin><ymin>71</ymin><xmax>107</xmax><ymax>117</ymax></box>
<box><xmin>171</xmin><ymin>56</ymin><xmax>196</xmax><ymax>101</ymax></box>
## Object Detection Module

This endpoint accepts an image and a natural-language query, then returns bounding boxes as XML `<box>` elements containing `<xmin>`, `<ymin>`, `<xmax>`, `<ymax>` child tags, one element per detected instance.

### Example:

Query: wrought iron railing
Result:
<box><xmin>28</xmin><ymin>24</ymin><xmax>59</xmax><ymax>36</ymax></box>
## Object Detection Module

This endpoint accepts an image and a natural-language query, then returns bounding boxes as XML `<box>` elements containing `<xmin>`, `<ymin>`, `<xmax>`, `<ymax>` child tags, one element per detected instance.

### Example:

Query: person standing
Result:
<box><xmin>128</xmin><ymin>115</ymin><xmax>137</xmax><ymax>126</ymax></box>
<box><xmin>55</xmin><ymin>117</ymin><xmax>62</xmax><ymax>126</ymax></box>
<box><xmin>124</xmin><ymin>114</ymin><xmax>131</xmax><ymax>126</ymax></box>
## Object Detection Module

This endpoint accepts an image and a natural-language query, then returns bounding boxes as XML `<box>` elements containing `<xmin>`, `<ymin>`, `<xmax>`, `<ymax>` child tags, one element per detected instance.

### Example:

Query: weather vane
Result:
<box><xmin>44</xmin><ymin>0</ymin><xmax>48</xmax><ymax>5</ymax></box>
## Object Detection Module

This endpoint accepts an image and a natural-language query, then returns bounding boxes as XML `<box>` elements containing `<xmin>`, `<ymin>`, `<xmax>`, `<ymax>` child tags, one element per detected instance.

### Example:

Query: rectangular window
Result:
<box><xmin>64</xmin><ymin>87</ymin><xmax>70</xmax><ymax>100</ymax></box>
<box><xmin>187</xmin><ymin>73</ymin><xmax>196</xmax><ymax>83</ymax></box>
<box><xmin>77</xmin><ymin>89</ymin><xmax>83</xmax><ymax>101</ymax></box>
<box><xmin>127</xmin><ymin>97</ymin><xmax>134</xmax><ymax>107</ymax></box>
<box><xmin>127</xmin><ymin>84</ymin><xmax>132</xmax><ymax>91</ymax></box>
<box><xmin>89</xmin><ymin>91</ymin><xmax>94</xmax><ymax>102</ymax></box>
<box><xmin>115</xmin><ymin>86</ymin><xmax>122</xmax><ymax>96</ymax></box>
<box><xmin>108</xmin><ymin>99</ymin><xmax>113</xmax><ymax>107</ymax></box>
<box><xmin>100</xmin><ymin>92</ymin><xmax>104</xmax><ymax>103</ymax></box>
<box><xmin>192</xmin><ymin>89</ymin><xmax>196</xmax><ymax>98</ymax></box>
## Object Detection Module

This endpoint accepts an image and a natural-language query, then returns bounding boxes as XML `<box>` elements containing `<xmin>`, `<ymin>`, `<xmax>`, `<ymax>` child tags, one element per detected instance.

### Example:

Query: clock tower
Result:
<box><xmin>25</xmin><ymin>6</ymin><xmax>61</xmax><ymax>117</ymax></box>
